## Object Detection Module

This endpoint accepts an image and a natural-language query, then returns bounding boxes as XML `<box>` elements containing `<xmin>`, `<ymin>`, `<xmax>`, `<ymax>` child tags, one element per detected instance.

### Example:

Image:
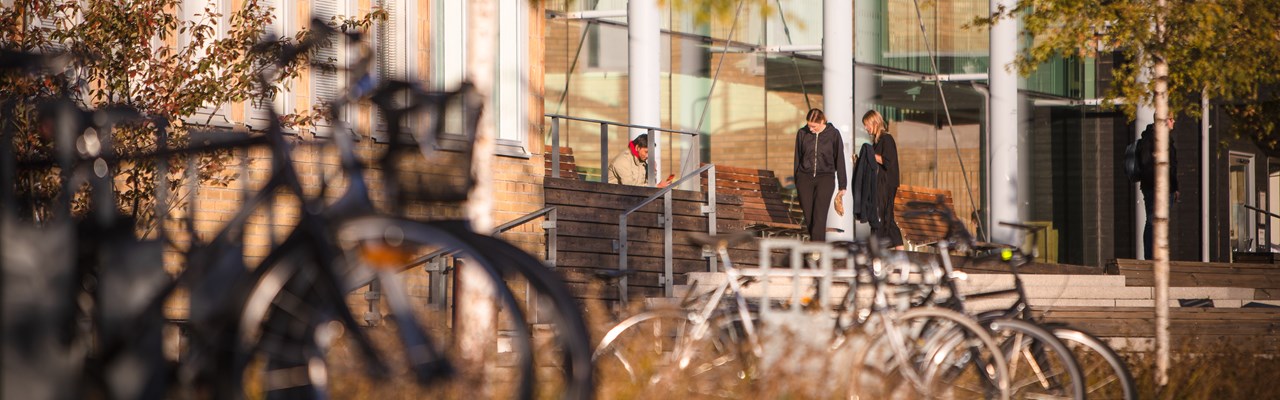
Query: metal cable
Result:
<box><xmin>909</xmin><ymin>0</ymin><xmax>988</xmax><ymax>241</ymax></box>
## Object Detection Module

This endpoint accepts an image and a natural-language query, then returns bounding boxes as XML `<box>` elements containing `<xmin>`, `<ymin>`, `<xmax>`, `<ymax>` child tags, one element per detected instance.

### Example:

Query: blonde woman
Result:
<box><xmin>864</xmin><ymin>110</ymin><xmax>903</xmax><ymax>249</ymax></box>
<box><xmin>792</xmin><ymin>108</ymin><xmax>848</xmax><ymax>241</ymax></box>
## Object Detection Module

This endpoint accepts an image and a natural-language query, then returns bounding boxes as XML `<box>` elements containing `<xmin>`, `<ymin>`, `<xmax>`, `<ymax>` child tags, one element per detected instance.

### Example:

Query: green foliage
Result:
<box><xmin>660</xmin><ymin>0</ymin><xmax>776</xmax><ymax>25</ymax></box>
<box><xmin>975</xmin><ymin>0</ymin><xmax>1280</xmax><ymax>121</ymax></box>
<box><xmin>0</xmin><ymin>1</ymin><xmax>377</xmax><ymax>228</ymax></box>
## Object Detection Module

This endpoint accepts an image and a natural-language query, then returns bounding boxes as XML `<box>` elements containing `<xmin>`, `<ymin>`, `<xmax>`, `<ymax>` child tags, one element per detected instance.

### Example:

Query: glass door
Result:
<box><xmin>1230</xmin><ymin>153</ymin><xmax>1255</xmax><ymax>253</ymax></box>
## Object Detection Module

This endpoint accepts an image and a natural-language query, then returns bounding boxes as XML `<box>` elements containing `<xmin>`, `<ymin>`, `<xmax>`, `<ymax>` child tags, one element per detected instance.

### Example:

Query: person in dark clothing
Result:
<box><xmin>851</xmin><ymin>142</ymin><xmax>880</xmax><ymax>228</ymax></box>
<box><xmin>1137</xmin><ymin>118</ymin><xmax>1179</xmax><ymax>260</ymax></box>
<box><xmin>793</xmin><ymin>108</ymin><xmax>848</xmax><ymax>241</ymax></box>
<box><xmin>863</xmin><ymin>110</ymin><xmax>904</xmax><ymax>249</ymax></box>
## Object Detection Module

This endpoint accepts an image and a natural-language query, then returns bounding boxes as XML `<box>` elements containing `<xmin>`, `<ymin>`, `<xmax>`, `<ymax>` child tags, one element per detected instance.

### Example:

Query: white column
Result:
<box><xmin>989</xmin><ymin>0</ymin><xmax>1020</xmax><ymax>245</ymax></box>
<box><xmin>824</xmin><ymin>0</ymin><xmax>854</xmax><ymax>241</ymax></box>
<box><xmin>852</xmin><ymin>0</ymin><xmax>879</xmax><ymax>240</ymax></box>
<box><xmin>1135</xmin><ymin>78</ymin><xmax>1154</xmax><ymax>259</ymax></box>
<box><xmin>629</xmin><ymin>0</ymin><xmax>661</xmax><ymax>182</ymax></box>
<box><xmin>1201</xmin><ymin>90</ymin><xmax>1210</xmax><ymax>261</ymax></box>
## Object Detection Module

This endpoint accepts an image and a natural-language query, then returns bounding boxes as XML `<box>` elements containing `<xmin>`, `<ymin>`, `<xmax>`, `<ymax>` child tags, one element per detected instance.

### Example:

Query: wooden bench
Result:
<box><xmin>893</xmin><ymin>185</ymin><xmax>955</xmax><ymax>250</ymax></box>
<box><xmin>701</xmin><ymin>164</ymin><xmax>805</xmax><ymax>238</ymax></box>
<box><xmin>1111</xmin><ymin>259</ymin><xmax>1280</xmax><ymax>300</ymax></box>
<box><xmin>543</xmin><ymin>146</ymin><xmax>579</xmax><ymax>180</ymax></box>
<box><xmin>1036</xmin><ymin>306</ymin><xmax>1280</xmax><ymax>352</ymax></box>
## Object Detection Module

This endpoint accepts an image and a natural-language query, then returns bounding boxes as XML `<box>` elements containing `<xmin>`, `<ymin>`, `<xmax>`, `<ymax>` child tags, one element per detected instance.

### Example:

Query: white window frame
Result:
<box><xmin>493</xmin><ymin>0</ymin><xmax>529</xmax><ymax>157</ymax></box>
<box><xmin>370</xmin><ymin>0</ymin><xmax>417</xmax><ymax>142</ymax></box>
<box><xmin>247</xmin><ymin>0</ymin><xmax>295</xmax><ymax>133</ymax></box>
<box><xmin>310</xmin><ymin>0</ymin><xmax>350</xmax><ymax>137</ymax></box>
<box><xmin>181</xmin><ymin>0</ymin><xmax>235</xmax><ymax>128</ymax></box>
<box><xmin>432</xmin><ymin>0</ymin><xmax>529</xmax><ymax>157</ymax></box>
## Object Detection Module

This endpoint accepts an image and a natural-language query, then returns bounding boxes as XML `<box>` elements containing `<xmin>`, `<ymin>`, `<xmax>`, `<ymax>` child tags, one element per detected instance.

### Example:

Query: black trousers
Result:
<box><xmin>796</xmin><ymin>173</ymin><xmax>836</xmax><ymax>241</ymax></box>
<box><xmin>1152</xmin><ymin>187</ymin><xmax>1162</xmax><ymax>258</ymax></box>
<box><xmin>876</xmin><ymin>186</ymin><xmax>904</xmax><ymax>247</ymax></box>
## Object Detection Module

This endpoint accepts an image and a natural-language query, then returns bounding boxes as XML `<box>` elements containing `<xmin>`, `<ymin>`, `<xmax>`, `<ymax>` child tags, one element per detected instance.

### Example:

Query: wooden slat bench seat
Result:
<box><xmin>543</xmin><ymin>146</ymin><xmax>579</xmax><ymax>180</ymax></box>
<box><xmin>702</xmin><ymin>164</ymin><xmax>805</xmax><ymax>238</ymax></box>
<box><xmin>1036</xmin><ymin>306</ymin><xmax>1280</xmax><ymax>352</ymax></box>
<box><xmin>893</xmin><ymin>185</ymin><xmax>955</xmax><ymax>250</ymax></box>
<box><xmin>1111</xmin><ymin>259</ymin><xmax>1280</xmax><ymax>299</ymax></box>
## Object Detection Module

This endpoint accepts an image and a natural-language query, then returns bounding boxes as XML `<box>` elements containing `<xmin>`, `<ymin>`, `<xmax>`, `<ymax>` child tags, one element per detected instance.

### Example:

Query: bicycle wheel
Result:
<box><xmin>235</xmin><ymin>221</ymin><xmax>496</xmax><ymax>399</ymax></box>
<box><xmin>985</xmin><ymin>318</ymin><xmax>1085</xmax><ymax>400</ymax></box>
<box><xmin>850</xmin><ymin>307</ymin><xmax>1010</xmax><ymax>400</ymax></box>
<box><xmin>593</xmin><ymin>308</ymin><xmax>754</xmax><ymax>398</ymax></box>
<box><xmin>460</xmin><ymin>229</ymin><xmax>595</xmax><ymax>400</ymax></box>
<box><xmin>1051</xmin><ymin>326</ymin><xmax>1136</xmax><ymax>400</ymax></box>
<box><xmin>335</xmin><ymin>217</ymin><xmax>592</xmax><ymax>399</ymax></box>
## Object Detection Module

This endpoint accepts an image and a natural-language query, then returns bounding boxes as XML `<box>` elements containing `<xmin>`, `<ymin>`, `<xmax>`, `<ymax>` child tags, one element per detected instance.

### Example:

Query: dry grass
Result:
<box><xmin>1126</xmin><ymin>341</ymin><xmax>1280</xmax><ymax>400</ymax></box>
<box><xmin>265</xmin><ymin>286</ymin><xmax>1280</xmax><ymax>400</ymax></box>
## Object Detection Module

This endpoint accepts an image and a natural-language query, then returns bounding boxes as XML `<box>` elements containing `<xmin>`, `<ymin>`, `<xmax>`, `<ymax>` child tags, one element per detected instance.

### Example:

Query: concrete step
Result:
<box><xmin>687</xmin><ymin>271</ymin><xmax>1127</xmax><ymax>289</ymax></box>
<box><xmin>671</xmin><ymin>287</ymin><xmax>1279</xmax><ymax>312</ymax></box>
<box><xmin>958</xmin><ymin>274</ymin><xmax>1127</xmax><ymax>288</ymax></box>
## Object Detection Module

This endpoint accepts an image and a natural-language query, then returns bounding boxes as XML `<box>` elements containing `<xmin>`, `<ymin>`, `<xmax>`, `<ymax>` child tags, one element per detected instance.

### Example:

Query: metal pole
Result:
<box><xmin>707</xmin><ymin>165</ymin><xmax>718</xmax><ymax>272</ymax></box>
<box><xmin>647</xmin><ymin>128</ymin><xmax>658</xmax><ymax>186</ymax></box>
<box><xmin>600</xmin><ymin>123</ymin><xmax>609</xmax><ymax>183</ymax></box>
<box><xmin>664</xmin><ymin>191</ymin><xmax>673</xmax><ymax>297</ymax></box>
<box><xmin>428</xmin><ymin>257</ymin><xmax>448</xmax><ymax>308</ymax></box>
<box><xmin>618</xmin><ymin>215</ymin><xmax>629</xmax><ymax>304</ymax></box>
<box><xmin>551</xmin><ymin>116</ymin><xmax>560</xmax><ymax>178</ymax></box>
<box><xmin>989</xmin><ymin>0</ymin><xmax>1021</xmax><ymax>245</ymax></box>
<box><xmin>547</xmin><ymin>208</ymin><xmax>558</xmax><ymax>267</ymax></box>
<box><xmin>155</xmin><ymin>120</ymin><xmax>170</xmax><ymax>234</ymax></box>
<box><xmin>824</xmin><ymin>0</ymin><xmax>855</xmax><ymax>241</ymax></box>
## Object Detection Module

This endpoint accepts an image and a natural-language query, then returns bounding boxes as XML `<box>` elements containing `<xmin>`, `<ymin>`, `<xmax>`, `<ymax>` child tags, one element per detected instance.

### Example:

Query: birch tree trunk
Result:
<box><xmin>457</xmin><ymin>0</ymin><xmax>497</xmax><ymax>392</ymax></box>
<box><xmin>1152</xmin><ymin>0</ymin><xmax>1171</xmax><ymax>387</ymax></box>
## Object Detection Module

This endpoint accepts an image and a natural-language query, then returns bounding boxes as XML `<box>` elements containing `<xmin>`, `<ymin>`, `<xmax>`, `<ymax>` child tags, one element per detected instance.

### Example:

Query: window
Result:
<box><xmin>182</xmin><ymin>0</ymin><xmax>233</xmax><ymax>127</ymax></box>
<box><xmin>310</xmin><ymin>0</ymin><xmax>349</xmax><ymax>136</ymax></box>
<box><xmin>246</xmin><ymin>0</ymin><xmax>292</xmax><ymax>132</ymax></box>
<box><xmin>432</xmin><ymin>0</ymin><xmax>528</xmax><ymax>157</ymax></box>
<box><xmin>585</xmin><ymin>23</ymin><xmax>628</xmax><ymax>72</ymax></box>
<box><xmin>494</xmin><ymin>0</ymin><xmax>528</xmax><ymax>156</ymax></box>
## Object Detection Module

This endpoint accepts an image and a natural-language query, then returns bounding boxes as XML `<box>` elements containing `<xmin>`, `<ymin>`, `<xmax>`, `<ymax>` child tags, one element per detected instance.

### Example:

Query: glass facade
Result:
<box><xmin>544</xmin><ymin>0</ymin><xmax>1107</xmax><ymax>264</ymax></box>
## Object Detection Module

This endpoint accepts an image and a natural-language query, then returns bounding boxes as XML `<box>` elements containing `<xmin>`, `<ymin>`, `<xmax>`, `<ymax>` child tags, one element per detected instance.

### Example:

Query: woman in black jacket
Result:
<box><xmin>793</xmin><ymin>108</ymin><xmax>848</xmax><ymax>241</ymax></box>
<box><xmin>863</xmin><ymin>110</ymin><xmax>903</xmax><ymax>248</ymax></box>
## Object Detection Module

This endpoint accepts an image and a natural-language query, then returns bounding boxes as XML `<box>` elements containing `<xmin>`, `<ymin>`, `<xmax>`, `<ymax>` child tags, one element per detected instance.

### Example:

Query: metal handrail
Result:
<box><xmin>544</xmin><ymin>113</ymin><xmax>701</xmax><ymax>186</ymax></box>
<box><xmin>344</xmin><ymin>207</ymin><xmax>560</xmax><ymax>315</ymax></box>
<box><xmin>494</xmin><ymin>206</ymin><xmax>559</xmax><ymax>267</ymax></box>
<box><xmin>617</xmin><ymin>164</ymin><xmax>717</xmax><ymax>303</ymax></box>
<box><xmin>1242</xmin><ymin>204</ymin><xmax>1277</xmax><ymax>252</ymax></box>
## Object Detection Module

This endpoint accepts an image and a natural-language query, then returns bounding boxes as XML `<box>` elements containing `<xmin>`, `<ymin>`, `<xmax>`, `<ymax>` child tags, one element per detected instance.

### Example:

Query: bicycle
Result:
<box><xmin>833</xmin><ymin>236</ymin><xmax>1011</xmax><ymax>400</ymax></box>
<box><xmin>902</xmin><ymin>198</ymin><xmax>1135</xmax><ymax>400</ymax></box>
<box><xmin>591</xmin><ymin>231</ymin><xmax>761</xmax><ymax>397</ymax></box>
<box><xmin>2</xmin><ymin>18</ymin><xmax>594</xmax><ymax>399</ymax></box>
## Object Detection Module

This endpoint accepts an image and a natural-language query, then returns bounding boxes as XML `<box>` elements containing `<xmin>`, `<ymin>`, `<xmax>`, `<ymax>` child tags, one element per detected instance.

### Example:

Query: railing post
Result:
<box><xmin>706</xmin><ymin>165</ymin><xmax>718</xmax><ymax>272</ymax></box>
<box><xmin>0</xmin><ymin>101</ymin><xmax>13</xmax><ymax>212</ymax></box>
<box><xmin>663</xmin><ymin>190</ymin><xmax>674</xmax><ymax>297</ymax></box>
<box><xmin>155</xmin><ymin>119</ymin><xmax>170</xmax><ymax>225</ymax></box>
<box><xmin>600</xmin><ymin>123</ymin><xmax>609</xmax><ymax>183</ymax></box>
<box><xmin>427</xmin><ymin>257</ymin><xmax>448</xmax><ymax>308</ymax></box>
<box><xmin>618</xmin><ymin>215</ymin><xmax>629</xmax><ymax>304</ymax></box>
<box><xmin>551</xmin><ymin>116</ymin><xmax>561</xmax><ymax>178</ymax></box>
<box><xmin>647</xmin><ymin>128</ymin><xmax>658</xmax><ymax>186</ymax></box>
<box><xmin>547</xmin><ymin>208</ymin><xmax>558</xmax><ymax>267</ymax></box>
